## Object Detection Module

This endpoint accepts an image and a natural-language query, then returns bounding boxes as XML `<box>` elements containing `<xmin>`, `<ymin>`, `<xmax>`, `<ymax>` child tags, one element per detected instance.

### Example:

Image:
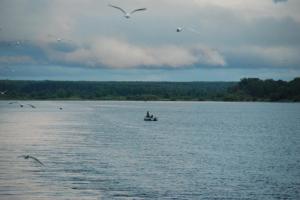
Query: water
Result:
<box><xmin>0</xmin><ymin>101</ymin><xmax>299</xmax><ymax>200</ymax></box>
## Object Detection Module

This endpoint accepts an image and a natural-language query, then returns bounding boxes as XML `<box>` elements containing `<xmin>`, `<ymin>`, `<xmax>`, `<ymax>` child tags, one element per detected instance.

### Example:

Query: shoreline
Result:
<box><xmin>1</xmin><ymin>99</ymin><xmax>299</xmax><ymax>103</ymax></box>
<box><xmin>1</xmin><ymin>78</ymin><xmax>299</xmax><ymax>102</ymax></box>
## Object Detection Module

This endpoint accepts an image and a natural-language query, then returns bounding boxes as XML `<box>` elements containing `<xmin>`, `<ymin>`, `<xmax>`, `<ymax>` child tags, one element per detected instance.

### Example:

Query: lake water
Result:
<box><xmin>0</xmin><ymin>101</ymin><xmax>299</xmax><ymax>200</ymax></box>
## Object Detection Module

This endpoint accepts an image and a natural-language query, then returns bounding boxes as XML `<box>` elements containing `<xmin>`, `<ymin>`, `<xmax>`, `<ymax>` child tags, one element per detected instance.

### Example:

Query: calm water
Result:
<box><xmin>0</xmin><ymin>101</ymin><xmax>299</xmax><ymax>200</ymax></box>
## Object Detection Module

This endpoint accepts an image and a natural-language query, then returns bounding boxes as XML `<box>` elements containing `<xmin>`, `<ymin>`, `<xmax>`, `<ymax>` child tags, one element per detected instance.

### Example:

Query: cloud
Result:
<box><xmin>225</xmin><ymin>45</ymin><xmax>300</xmax><ymax>69</ymax></box>
<box><xmin>47</xmin><ymin>37</ymin><xmax>226</xmax><ymax>68</ymax></box>
<box><xmin>0</xmin><ymin>0</ymin><xmax>299</xmax><ymax>73</ymax></box>
<box><xmin>248</xmin><ymin>46</ymin><xmax>300</xmax><ymax>66</ymax></box>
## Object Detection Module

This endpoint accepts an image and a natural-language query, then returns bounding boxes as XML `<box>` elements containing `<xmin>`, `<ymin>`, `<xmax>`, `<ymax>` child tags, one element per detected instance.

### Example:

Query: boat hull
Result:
<box><xmin>144</xmin><ymin>117</ymin><xmax>158</xmax><ymax>121</ymax></box>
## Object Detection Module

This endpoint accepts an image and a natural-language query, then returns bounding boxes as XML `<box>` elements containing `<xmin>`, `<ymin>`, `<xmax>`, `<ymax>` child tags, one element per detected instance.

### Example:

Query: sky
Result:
<box><xmin>0</xmin><ymin>0</ymin><xmax>299</xmax><ymax>81</ymax></box>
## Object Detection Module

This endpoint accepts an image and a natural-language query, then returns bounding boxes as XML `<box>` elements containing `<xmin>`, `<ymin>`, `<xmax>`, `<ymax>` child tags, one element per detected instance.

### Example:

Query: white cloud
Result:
<box><xmin>0</xmin><ymin>0</ymin><xmax>299</xmax><ymax>71</ymax></box>
<box><xmin>47</xmin><ymin>37</ymin><xmax>226</xmax><ymax>68</ymax></box>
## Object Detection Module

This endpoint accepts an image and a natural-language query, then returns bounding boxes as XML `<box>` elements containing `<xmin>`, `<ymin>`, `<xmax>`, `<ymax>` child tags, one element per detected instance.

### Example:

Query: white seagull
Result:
<box><xmin>47</xmin><ymin>34</ymin><xmax>71</xmax><ymax>43</ymax></box>
<box><xmin>27</xmin><ymin>104</ymin><xmax>36</xmax><ymax>108</ymax></box>
<box><xmin>10</xmin><ymin>102</ymin><xmax>24</xmax><ymax>107</ymax></box>
<box><xmin>176</xmin><ymin>26</ymin><xmax>201</xmax><ymax>34</ymax></box>
<box><xmin>18</xmin><ymin>155</ymin><xmax>45</xmax><ymax>166</ymax></box>
<box><xmin>176</xmin><ymin>27</ymin><xmax>184</xmax><ymax>32</ymax></box>
<box><xmin>108</xmin><ymin>4</ymin><xmax>147</xmax><ymax>19</ymax></box>
<box><xmin>0</xmin><ymin>90</ymin><xmax>7</xmax><ymax>95</ymax></box>
<box><xmin>15</xmin><ymin>41</ymin><xmax>21</xmax><ymax>47</ymax></box>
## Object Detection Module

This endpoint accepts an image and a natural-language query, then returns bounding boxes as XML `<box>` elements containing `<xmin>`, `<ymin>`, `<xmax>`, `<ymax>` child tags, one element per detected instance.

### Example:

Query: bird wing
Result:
<box><xmin>130</xmin><ymin>8</ymin><xmax>147</xmax><ymax>14</ymax></box>
<box><xmin>108</xmin><ymin>4</ymin><xmax>127</xmax><ymax>15</ymax></box>
<box><xmin>187</xmin><ymin>27</ymin><xmax>201</xmax><ymax>34</ymax></box>
<box><xmin>28</xmin><ymin>104</ymin><xmax>36</xmax><ymax>108</ymax></box>
<box><xmin>28</xmin><ymin>156</ymin><xmax>45</xmax><ymax>166</ymax></box>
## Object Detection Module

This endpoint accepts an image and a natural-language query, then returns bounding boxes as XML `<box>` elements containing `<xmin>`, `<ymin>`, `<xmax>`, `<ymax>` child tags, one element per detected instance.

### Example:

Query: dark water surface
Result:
<box><xmin>0</xmin><ymin>101</ymin><xmax>299</xmax><ymax>199</ymax></box>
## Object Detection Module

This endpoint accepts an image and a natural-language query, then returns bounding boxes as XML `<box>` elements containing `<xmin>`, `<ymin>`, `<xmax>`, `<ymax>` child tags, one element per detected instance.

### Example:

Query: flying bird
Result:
<box><xmin>0</xmin><ymin>90</ymin><xmax>7</xmax><ymax>95</ymax></box>
<box><xmin>47</xmin><ymin>34</ymin><xmax>71</xmax><ymax>43</ymax></box>
<box><xmin>15</xmin><ymin>41</ymin><xmax>21</xmax><ymax>47</ymax></box>
<box><xmin>176</xmin><ymin>27</ymin><xmax>184</xmax><ymax>32</ymax></box>
<box><xmin>9</xmin><ymin>101</ymin><xmax>26</xmax><ymax>108</ymax></box>
<box><xmin>108</xmin><ymin>4</ymin><xmax>147</xmax><ymax>19</ymax></box>
<box><xmin>27</xmin><ymin>104</ymin><xmax>36</xmax><ymax>108</ymax></box>
<box><xmin>18</xmin><ymin>155</ymin><xmax>45</xmax><ymax>166</ymax></box>
<box><xmin>176</xmin><ymin>26</ymin><xmax>201</xmax><ymax>34</ymax></box>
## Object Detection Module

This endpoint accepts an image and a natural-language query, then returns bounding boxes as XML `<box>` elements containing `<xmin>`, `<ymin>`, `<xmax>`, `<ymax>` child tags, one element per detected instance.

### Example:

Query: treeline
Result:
<box><xmin>0</xmin><ymin>80</ymin><xmax>235</xmax><ymax>101</ymax></box>
<box><xmin>0</xmin><ymin>78</ymin><xmax>299</xmax><ymax>101</ymax></box>
<box><xmin>225</xmin><ymin>78</ymin><xmax>300</xmax><ymax>102</ymax></box>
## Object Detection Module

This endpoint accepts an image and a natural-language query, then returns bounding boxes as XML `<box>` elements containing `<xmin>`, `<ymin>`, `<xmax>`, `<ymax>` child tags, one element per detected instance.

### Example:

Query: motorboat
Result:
<box><xmin>144</xmin><ymin>116</ymin><xmax>158</xmax><ymax>121</ymax></box>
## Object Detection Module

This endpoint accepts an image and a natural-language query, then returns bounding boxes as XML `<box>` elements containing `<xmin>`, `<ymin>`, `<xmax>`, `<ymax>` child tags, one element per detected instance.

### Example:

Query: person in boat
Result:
<box><xmin>146</xmin><ymin>111</ymin><xmax>150</xmax><ymax>118</ymax></box>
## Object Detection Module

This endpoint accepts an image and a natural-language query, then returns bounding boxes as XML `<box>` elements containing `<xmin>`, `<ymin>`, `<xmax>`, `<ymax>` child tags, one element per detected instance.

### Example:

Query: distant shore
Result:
<box><xmin>0</xmin><ymin>99</ymin><xmax>299</xmax><ymax>103</ymax></box>
<box><xmin>1</xmin><ymin>78</ymin><xmax>299</xmax><ymax>102</ymax></box>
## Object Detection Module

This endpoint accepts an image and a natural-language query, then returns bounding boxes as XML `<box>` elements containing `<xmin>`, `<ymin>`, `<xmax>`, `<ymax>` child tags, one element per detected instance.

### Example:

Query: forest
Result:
<box><xmin>0</xmin><ymin>78</ymin><xmax>299</xmax><ymax>101</ymax></box>
<box><xmin>226</xmin><ymin>78</ymin><xmax>300</xmax><ymax>101</ymax></box>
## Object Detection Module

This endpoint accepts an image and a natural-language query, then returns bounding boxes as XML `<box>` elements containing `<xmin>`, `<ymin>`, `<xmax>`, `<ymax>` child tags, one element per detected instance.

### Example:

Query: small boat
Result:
<box><xmin>144</xmin><ymin>116</ymin><xmax>158</xmax><ymax>121</ymax></box>
<box><xmin>144</xmin><ymin>111</ymin><xmax>158</xmax><ymax>121</ymax></box>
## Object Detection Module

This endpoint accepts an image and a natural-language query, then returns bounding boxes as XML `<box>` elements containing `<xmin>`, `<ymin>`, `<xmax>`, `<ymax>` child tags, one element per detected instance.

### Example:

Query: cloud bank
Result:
<box><xmin>0</xmin><ymin>0</ymin><xmax>299</xmax><ymax>72</ymax></box>
<box><xmin>52</xmin><ymin>38</ymin><xmax>227</xmax><ymax>68</ymax></box>
<box><xmin>0</xmin><ymin>37</ymin><xmax>227</xmax><ymax>68</ymax></box>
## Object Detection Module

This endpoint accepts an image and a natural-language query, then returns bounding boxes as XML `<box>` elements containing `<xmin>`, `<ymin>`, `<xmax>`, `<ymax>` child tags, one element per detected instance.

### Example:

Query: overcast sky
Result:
<box><xmin>0</xmin><ymin>0</ymin><xmax>299</xmax><ymax>81</ymax></box>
